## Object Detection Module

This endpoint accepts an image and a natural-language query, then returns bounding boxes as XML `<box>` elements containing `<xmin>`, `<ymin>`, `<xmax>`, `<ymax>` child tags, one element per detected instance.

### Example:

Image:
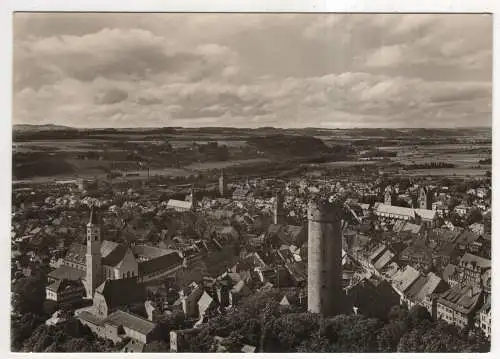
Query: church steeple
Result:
<box><xmin>85</xmin><ymin>205</ymin><xmax>102</xmax><ymax>299</ymax></box>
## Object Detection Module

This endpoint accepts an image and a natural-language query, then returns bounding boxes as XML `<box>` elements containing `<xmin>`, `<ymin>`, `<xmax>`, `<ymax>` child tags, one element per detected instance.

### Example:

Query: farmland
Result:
<box><xmin>12</xmin><ymin>126</ymin><xmax>491</xmax><ymax>183</ymax></box>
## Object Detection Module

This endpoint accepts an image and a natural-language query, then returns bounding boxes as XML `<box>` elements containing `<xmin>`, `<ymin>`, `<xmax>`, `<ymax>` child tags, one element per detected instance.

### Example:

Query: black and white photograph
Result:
<box><xmin>10</xmin><ymin>11</ymin><xmax>493</xmax><ymax>353</ymax></box>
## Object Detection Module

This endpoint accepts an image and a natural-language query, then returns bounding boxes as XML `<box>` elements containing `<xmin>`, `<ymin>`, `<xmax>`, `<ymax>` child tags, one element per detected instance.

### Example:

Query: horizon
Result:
<box><xmin>13</xmin><ymin>123</ymin><xmax>493</xmax><ymax>131</ymax></box>
<box><xmin>13</xmin><ymin>13</ymin><xmax>492</xmax><ymax>129</ymax></box>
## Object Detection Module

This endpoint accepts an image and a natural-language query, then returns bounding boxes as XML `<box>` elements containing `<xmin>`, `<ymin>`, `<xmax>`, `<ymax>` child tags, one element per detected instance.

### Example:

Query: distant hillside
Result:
<box><xmin>246</xmin><ymin>134</ymin><xmax>332</xmax><ymax>159</ymax></box>
<box><xmin>13</xmin><ymin>124</ymin><xmax>75</xmax><ymax>132</ymax></box>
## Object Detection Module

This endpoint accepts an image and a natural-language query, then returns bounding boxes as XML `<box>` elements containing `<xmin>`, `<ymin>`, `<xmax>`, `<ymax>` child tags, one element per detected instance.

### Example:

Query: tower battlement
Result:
<box><xmin>307</xmin><ymin>199</ymin><xmax>341</xmax><ymax>222</ymax></box>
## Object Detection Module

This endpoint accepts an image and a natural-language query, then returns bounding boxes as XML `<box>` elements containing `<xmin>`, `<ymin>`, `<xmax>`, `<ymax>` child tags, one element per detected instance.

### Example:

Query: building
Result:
<box><xmin>167</xmin><ymin>187</ymin><xmax>196</xmax><ymax>212</ymax></box>
<box><xmin>86</xmin><ymin>205</ymin><xmax>103</xmax><ymax>298</ymax></box>
<box><xmin>170</xmin><ymin>328</ymin><xmax>202</xmax><ymax>352</ymax></box>
<box><xmin>45</xmin><ymin>279</ymin><xmax>85</xmax><ymax>305</ymax></box>
<box><xmin>307</xmin><ymin>199</ymin><xmax>343</xmax><ymax>317</ymax></box>
<box><xmin>232</xmin><ymin>187</ymin><xmax>252</xmax><ymax>202</ymax></box>
<box><xmin>373</xmin><ymin>203</ymin><xmax>438</xmax><ymax>227</ymax></box>
<box><xmin>219</xmin><ymin>170</ymin><xmax>227</xmax><ymax>197</ymax></box>
<box><xmin>50</xmin><ymin>207</ymin><xmax>184</xmax><ymax>299</ymax></box>
<box><xmin>384</xmin><ymin>187</ymin><xmax>397</xmax><ymax>205</ymax></box>
<box><xmin>77</xmin><ymin>309</ymin><xmax>158</xmax><ymax>345</ymax></box>
<box><xmin>273</xmin><ymin>191</ymin><xmax>285</xmax><ymax>225</ymax></box>
<box><xmin>436</xmin><ymin>284</ymin><xmax>485</xmax><ymax>329</ymax></box>
<box><xmin>418</xmin><ymin>186</ymin><xmax>433</xmax><ymax>210</ymax></box>
<box><xmin>477</xmin><ymin>295</ymin><xmax>491</xmax><ymax>338</ymax></box>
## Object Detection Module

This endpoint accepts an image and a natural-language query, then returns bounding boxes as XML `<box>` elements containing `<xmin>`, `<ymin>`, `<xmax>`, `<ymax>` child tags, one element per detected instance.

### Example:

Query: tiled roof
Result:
<box><xmin>404</xmin><ymin>275</ymin><xmax>427</xmax><ymax>299</ymax></box>
<box><xmin>101</xmin><ymin>244</ymin><xmax>128</xmax><ymax>266</ymax></box>
<box><xmin>100</xmin><ymin>240</ymin><xmax>120</xmax><ymax>258</ymax></box>
<box><xmin>197</xmin><ymin>291</ymin><xmax>215</xmax><ymax>314</ymax></box>
<box><xmin>105</xmin><ymin>310</ymin><xmax>156</xmax><ymax>336</ymax></box>
<box><xmin>438</xmin><ymin>284</ymin><xmax>483</xmax><ymax>315</ymax></box>
<box><xmin>48</xmin><ymin>265</ymin><xmax>85</xmax><ymax>281</ymax></box>
<box><xmin>375</xmin><ymin>204</ymin><xmax>436</xmax><ymax>220</ymax></box>
<box><xmin>138</xmin><ymin>251</ymin><xmax>183</xmax><ymax>276</ymax></box>
<box><xmin>65</xmin><ymin>243</ymin><xmax>86</xmax><ymax>265</ymax></box>
<box><xmin>369</xmin><ymin>244</ymin><xmax>387</xmax><ymax>262</ymax></box>
<box><xmin>414</xmin><ymin>273</ymin><xmax>446</xmax><ymax>302</ymax></box>
<box><xmin>392</xmin><ymin>266</ymin><xmax>421</xmax><ymax>292</ymax></box>
<box><xmin>460</xmin><ymin>253</ymin><xmax>491</xmax><ymax>269</ymax></box>
<box><xmin>133</xmin><ymin>245</ymin><xmax>173</xmax><ymax>260</ymax></box>
<box><xmin>373</xmin><ymin>250</ymin><xmax>395</xmax><ymax>271</ymax></box>
<box><xmin>122</xmin><ymin>339</ymin><xmax>145</xmax><ymax>353</ymax></box>
<box><xmin>47</xmin><ymin>278</ymin><xmax>83</xmax><ymax>293</ymax></box>
<box><xmin>96</xmin><ymin>278</ymin><xmax>147</xmax><ymax>309</ymax></box>
<box><xmin>77</xmin><ymin>310</ymin><xmax>104</xmax><ymax>326</ymax></box>
<box><xmin>167</xmin><ymin>199</ymin><xmax>192</xmax><ymax>210</ymax></box>
<box><xmin>266</xmin><ymin>224</ymin><xmax>305</xmax><ymax>246</ymax></box>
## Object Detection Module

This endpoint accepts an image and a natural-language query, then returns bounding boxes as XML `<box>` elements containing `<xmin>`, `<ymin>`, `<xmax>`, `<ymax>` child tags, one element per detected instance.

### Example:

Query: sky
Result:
<box><xmin>13</xmin><ymin>13</ymin><xmax>493</xmax><ymax>129</ymax></box>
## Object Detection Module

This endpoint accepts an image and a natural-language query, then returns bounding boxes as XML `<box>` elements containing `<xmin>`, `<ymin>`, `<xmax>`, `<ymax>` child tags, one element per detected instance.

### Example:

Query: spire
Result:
<box><xmin>88</xmin><ymin>205</ymin><xmax>99</xmax><ymax>225</ymax></box>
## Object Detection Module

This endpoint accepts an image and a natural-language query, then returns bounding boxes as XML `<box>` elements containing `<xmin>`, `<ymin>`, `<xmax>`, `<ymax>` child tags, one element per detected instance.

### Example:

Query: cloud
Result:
<box><xmin>12</xmin><ymin>14</ymin><xmax>492</xmax><ymax>128</ymax></box>
<box><xmin>94</xmin><ymin>88</ymin><xmax>128</xmax><ymax>105</ymax></box>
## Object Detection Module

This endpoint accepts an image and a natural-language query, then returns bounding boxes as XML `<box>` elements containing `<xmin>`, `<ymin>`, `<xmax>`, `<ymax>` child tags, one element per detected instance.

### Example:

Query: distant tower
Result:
<box><xmin>418</xmin><ymin>186</ymin><xmax>433</xmax><ymax>210</ymax></box>
<box><xmin>384</xmin><ymin>187</ymin><xmax>396</xmax><ymax>205</ymax></box>
<box><xmin>307</xmin><ymin>199</ymin><xmax>343</xmax><ymax>317</ymax></box>
<box><xmin>189</xmin><ymin>185</ymin><xmax>197</xmax><ymax>210</ymax></box>
<box><xmin>85</xmin><ymin>205</ymin><xmax>102</xmax><ymax>299</ymax></box>
<box><xmin>273</xmin><ymin>190</ymin><xmax>285</xmax><ymax>225</ymax></box>
<box><xmin>219</xmin><ymin>170</ymin><xmax>226</xmax><ymax>197</ymax></box>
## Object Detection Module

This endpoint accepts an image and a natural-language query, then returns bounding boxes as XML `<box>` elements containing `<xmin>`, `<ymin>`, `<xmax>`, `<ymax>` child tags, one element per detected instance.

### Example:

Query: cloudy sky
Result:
<box><xmin>13</xmin><ymin>13</ymin><xmax>492</xmax><ymax>128</ymax></box>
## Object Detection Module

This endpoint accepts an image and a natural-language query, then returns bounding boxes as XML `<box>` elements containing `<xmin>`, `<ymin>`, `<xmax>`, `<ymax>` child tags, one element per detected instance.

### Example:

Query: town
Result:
<box><xmin>11</xmin><ymin>151</ymin><xmax>491</xmax><ymax>352</ymax></box>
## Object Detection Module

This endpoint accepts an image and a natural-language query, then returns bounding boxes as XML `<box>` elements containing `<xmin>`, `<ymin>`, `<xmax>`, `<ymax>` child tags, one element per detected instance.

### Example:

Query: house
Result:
<box><xmin>232</xmin><ymin>188</ymin><xmax>252</xmax><ymax>202</ymax></box>
<box><xmin>436</xmin><ymin>284</ymin><xmax>485</xmax><ymax>329</ymax></box>
<box><xmin>45</xmin><ymin>279</ymin><xmax>85</xmax><ymax>305</ymax></box>
<box><xmin>77</xmin><ymin>309</ymin><xmax>158</xmax><ymax>345</ymax></box>
<box><xmin>455</xmin><ymin>205</ymin><xmax>471</xmax><ymax>217</ymax></box>
<box><xmin>264</xmin><ymin>223</ymin><xmax>306</xmax><ymax>247</ymax></box>
<box><xmin>170</xmin><ymin>328</ymin><xmax>202</xmax><ymax>352</ymax></box>
<box><xmin>166</xmin><ymin>199</ymin><xmax>193</xmax><ymax>212</ymax></box>
<box><xmin>179</xmin><ymin>282</ymin><xmax>204</xmax><ymax>318</ymax></box>
<box><xmin>390</xmin><ymin>265</ymin><xmax>422</xmax><ymax>299</ymax></box>
<box><xmin>373</xmin><ymin>203</ymin><xmax>438</xmax><ymax>227</ymax></box>
<box><xmin>477</xmin><ymin>295</ymin><xmax>491</xmax><ymax>338</ymax></box>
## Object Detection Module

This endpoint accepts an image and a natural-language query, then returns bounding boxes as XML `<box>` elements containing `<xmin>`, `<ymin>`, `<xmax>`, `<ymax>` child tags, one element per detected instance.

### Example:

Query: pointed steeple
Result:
<box><xmin>88</xmin><ymin>205</ymin><xmax>99</xmax><ymax>225</ymax></box>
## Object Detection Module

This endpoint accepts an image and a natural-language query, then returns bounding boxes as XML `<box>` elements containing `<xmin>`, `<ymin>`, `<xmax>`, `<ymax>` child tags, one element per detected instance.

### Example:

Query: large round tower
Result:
<box><xmin>273</xmin><ymin>190</ymin><xmax>285</xmax><ymax>225</ymax></box>
<box><xmin>307</xmin><ymin>199</ymin><xmax>343</xmax><ymax>317</ymax></box>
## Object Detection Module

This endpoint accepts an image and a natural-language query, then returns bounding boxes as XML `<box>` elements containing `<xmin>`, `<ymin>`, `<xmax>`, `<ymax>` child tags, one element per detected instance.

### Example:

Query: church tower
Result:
<box><xmin>219</xmin><ymin>170</ymin><xmax>226</xmax><ymax>197</ymax></box>
<box><xmin>418</xmin><ymin>186</ymin><xmax>433</xmax><ymax>210</ymax></box>
<box><xmin>85</xmin><ymin>205</ymin><xmax>102</xmax><ymax>299</ymax></box>
<box><xmin>189</xmin><ymin>185</ymin><xmax>197</xmax><ymax>211</ymax></box>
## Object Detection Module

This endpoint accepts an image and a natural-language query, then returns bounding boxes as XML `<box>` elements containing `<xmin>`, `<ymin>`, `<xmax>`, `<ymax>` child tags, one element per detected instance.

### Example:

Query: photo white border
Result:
<box><xmin>0</xmin><ymin>1</ymin><xmax>497</xmax><ymax>359</ymax></box>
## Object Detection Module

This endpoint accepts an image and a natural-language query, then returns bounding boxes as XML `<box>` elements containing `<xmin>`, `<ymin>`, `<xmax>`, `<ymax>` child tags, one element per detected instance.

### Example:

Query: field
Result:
<box><xmin>12</xmin><ymin>126</ymin><xmax>492</xmax><ymax>183</ymax></box>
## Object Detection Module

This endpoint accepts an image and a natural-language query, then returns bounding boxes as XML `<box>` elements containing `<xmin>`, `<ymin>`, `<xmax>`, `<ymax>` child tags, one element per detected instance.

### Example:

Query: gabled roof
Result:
<box><xmin>392</xmin><ymin>266</ymin><xmax>421</xmax><ymax>292</ymax></box>
<box><xmin>105</xmin><ymin>310</ymin><xmax>156</xmax><ymax>336</ymax></box>
<box><xmin>133</xmin><ymin>245</ymin><xmax>173</xmax><ymax>260</ymax></box>
<box><xmin>102</xmin><ymin>243</ymin><xmax>128</xmax><ymax>266</ymax></box>
<box><xmin>65</xmin><ymin>243</ymin><xmax>86</xmax><ymax>264</ymax></box>
<box><xmin>138</xmin><ymin>251</ymin><xmax>183</xmax><ymax>276</ymax></box>
<box><xmin>438</xmin><ymin>284</ymin><xmax>483</xmax><ymax>315</ymax></box>
<box><xmin>373</xmin><ymin>250</ymin><xmax>395</xmax><ymax>271</ymax></box>
<box><xmin>198</xmin><ymin>291</ymin><xmax>216</xmax><ymax>314</ymax></box>
<box><xmin>95</xmin><ymin>278</ymin><xmax>146</xmax><ymax>309</ymax></box>
<box><xmin>266</xmin><ymin>224</ymin><xmax>305</xmax><ymax>246</ymax></box>
<box><xmin>48</xmin><ymin>265</ymin><xmax>85</xmax><ymax>281</ymax></box>
<box><xmin>460</xmin><ymin>253</ymin><xmax>491</xmax><ymax>269</ymax></box>
<box><xmin>375</xmin><ymin>204</ymin><xmax>437</xmax><ymax>220</ymax></box>
<box><xmin>414</xmin><ymin>272</ymin><xmax>446</xmax><ymax>302</ymax></box>
<box><xmin>47</xmin><ymin>278</ymin><xmax>84</xmax><ymax>293</ymax></box>
<box><xmin>167</xmin><ymin>199</ymin><xmax>192</xmax><ymax>210</ymax></box>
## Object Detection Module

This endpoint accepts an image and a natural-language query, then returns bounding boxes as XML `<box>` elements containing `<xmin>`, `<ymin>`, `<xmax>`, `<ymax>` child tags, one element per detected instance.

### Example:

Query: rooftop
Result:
<box><xmin>105</xmin><ymin>310</ymin><xmax>157</xmax><ymax>336</ymax></box>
